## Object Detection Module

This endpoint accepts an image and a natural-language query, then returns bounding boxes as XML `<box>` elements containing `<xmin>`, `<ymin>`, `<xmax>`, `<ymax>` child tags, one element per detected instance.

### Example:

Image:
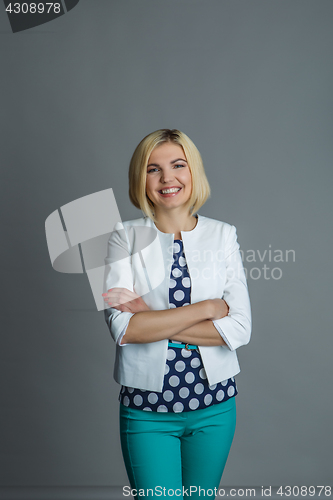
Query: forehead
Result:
<box><xmin>148</xmin><ymin>142</ymin><xmax>186</xmax><ymax>164</ymax></box>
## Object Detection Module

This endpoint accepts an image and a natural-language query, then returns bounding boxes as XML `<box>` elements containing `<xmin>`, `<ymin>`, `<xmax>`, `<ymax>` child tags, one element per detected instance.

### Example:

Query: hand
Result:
<box><xmin>207</xmin><ymin>298</ymin><xmax>229</xmax><ymax>321</ymax></box>
<box><xmin>102</xmin><ymin>288</ymin><xmax>150</xmax><ymax>313</ymax></box>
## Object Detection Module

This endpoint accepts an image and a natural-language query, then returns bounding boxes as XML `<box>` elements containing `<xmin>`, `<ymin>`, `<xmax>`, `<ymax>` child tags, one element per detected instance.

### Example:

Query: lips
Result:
<box><xmin>158</xmin><ymin>187</ymin><xmax>182</xmax><ymax>195</ymax></box>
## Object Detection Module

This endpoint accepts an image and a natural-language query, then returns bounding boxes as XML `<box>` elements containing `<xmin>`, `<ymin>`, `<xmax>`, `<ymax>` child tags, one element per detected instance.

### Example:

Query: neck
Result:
<box><xmin>153</xmin><ymin>208</ymin><xmax>197</xmax><ymax>239</ymax></box>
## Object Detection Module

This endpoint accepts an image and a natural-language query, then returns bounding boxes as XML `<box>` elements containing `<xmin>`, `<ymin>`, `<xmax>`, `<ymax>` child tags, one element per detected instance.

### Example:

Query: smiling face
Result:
<box><xmin>145</xmin><ymin>142</ymin><xmax>192</xmax><ymax>216</ymax></box>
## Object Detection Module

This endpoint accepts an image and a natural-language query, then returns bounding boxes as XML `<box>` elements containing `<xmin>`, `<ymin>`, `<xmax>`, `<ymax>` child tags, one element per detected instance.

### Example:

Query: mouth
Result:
<box><xmin>158</xmin><ymin>187</ymin><xmax>182</xmax><ymax>196</ymax></box>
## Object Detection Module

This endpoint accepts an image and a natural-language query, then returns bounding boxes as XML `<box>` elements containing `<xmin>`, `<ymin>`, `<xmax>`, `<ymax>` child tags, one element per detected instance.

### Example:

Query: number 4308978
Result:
<box><xmin>6</xmin><ymin>3</ymin><xmax>61</xmax><ymax>14</ymax></box>
<box><xmin>276</xmin><ymin>486</ymin><xmax>331</xmax><ymax>497</ymax></box>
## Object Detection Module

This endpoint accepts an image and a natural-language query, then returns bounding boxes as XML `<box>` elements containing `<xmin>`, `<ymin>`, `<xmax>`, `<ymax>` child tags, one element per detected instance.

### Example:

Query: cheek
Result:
<box><xmin>145</xmin><ymin>177</ymin><xmax>156</xmax><ymax>199</ymax></box>
<box><xmin>145</xmin><ymin>177</ymin><xmax>152</xmax><ymax>193</ymax></box>
<box><xmin>183</xmin><ymin>171</ymin><xmax>192</xmax><ymax>189</ymax></box>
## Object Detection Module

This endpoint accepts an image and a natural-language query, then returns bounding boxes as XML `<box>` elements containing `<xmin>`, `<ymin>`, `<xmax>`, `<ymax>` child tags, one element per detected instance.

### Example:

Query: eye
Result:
<box><xmin>174</xmin><ymin>164</ymin><xmax>185</xmax><ymax>169</ymax></box>
<box><xmin>147</xmin><ymin>167</ymin><xmax>159</xmax><ymax>174</ymax></box>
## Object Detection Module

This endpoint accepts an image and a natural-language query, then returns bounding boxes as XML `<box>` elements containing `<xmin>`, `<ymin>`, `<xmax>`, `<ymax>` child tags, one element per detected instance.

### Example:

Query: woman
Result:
<box><xmin>103</xmin><ymin>129</ymin><xmax>251</xmax><ymax>498</ymax></box>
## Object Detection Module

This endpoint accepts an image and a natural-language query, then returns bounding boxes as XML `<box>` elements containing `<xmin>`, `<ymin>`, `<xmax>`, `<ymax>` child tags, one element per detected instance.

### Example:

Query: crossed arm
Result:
<box><xmin>102</xmin><ymin>288</ymin><xmax>229</xmax><ymax>346</ymax></box>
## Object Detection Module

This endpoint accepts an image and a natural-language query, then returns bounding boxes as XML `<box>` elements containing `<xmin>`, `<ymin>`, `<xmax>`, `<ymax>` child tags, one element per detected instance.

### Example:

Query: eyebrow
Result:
<box><xmin>147</xmin><ymin>158</ymin><xmax>187</xmax><ymax>168</ymax></box>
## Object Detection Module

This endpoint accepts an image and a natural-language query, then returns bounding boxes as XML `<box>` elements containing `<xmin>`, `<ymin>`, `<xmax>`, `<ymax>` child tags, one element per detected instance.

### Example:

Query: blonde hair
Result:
<box><xmin>128</xmin><ymin>129</ymin><xmax>210</xmax><ymax>221</ymax></box>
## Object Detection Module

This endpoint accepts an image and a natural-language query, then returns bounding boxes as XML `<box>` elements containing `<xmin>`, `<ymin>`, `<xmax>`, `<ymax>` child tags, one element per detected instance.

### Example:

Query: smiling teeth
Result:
<box><xmin>161</xmin><ymin>188</ymin><xmax>181</xmax><ymax>194</ymax></box>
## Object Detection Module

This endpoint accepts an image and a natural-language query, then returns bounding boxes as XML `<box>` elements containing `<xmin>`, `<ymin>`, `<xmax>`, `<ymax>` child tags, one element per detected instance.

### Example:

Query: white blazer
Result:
<box><xmin>104</xmin><ymin>214</ymin><xmax>251</xmax><ymax>392</ymax></box>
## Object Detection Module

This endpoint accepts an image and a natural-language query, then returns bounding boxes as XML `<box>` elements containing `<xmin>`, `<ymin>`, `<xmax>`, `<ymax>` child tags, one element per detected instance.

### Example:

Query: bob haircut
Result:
<box><xmin>128</xmin><ymin>129</ymin><xmax>211</xmax><ymax>222</ymax></box>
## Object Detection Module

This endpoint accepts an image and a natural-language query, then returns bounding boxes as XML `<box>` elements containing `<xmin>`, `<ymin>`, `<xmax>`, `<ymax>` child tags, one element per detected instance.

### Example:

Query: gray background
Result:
<box><xmin>1</xmin><ymin>0</ymin><xmax>332</xmax><ymax>492</ymax></box>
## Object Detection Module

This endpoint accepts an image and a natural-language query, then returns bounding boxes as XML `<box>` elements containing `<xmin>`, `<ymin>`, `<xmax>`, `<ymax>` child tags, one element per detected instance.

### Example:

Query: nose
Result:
<box><xmin>160</xmin><ymin>167</ymin><xmax>174</xmax><ymax>183</ymax></box>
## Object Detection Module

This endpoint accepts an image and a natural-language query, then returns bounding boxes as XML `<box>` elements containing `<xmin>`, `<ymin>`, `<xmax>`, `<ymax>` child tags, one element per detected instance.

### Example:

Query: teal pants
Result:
<box><xmin>119</xmin><ymin>398</ymin><xmax>236</xmax><ymax>499</ymax></box>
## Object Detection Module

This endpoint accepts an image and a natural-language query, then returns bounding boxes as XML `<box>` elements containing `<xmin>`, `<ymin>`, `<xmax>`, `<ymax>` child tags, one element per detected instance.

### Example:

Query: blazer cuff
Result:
<box><xmin>213</xmin><ymin>321</ymin><xmax>233</xmax><ymax>350</ymax></box>
<box><xmin>104</xmin><ymin>308</ymin><xmax>134</xmax><ymax>344</ymax></box>
<box><xmin>116</xmin><ymin>318</ymin><xmax>132</xmax><ymax>346</ymax></box>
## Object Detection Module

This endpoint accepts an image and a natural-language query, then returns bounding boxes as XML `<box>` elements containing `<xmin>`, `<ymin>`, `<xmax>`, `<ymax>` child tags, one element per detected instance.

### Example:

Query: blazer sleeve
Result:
<box><xmin>103</xmin><ymin>222</ymin><xmax>135</xmax><ymax>344</ymax></box>
<box><xmin>213</xmin><ymin>224</ymin><xmax>252</xmax><ymax>351</ymax></box>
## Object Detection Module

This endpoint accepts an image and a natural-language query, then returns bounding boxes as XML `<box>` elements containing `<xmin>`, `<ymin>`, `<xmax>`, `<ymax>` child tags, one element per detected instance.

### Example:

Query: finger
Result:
<box><xmin>106</xmin><ymin>287</ymin><xmax>134</xmax><ymax>297</ymax></box>
<box><xmin>107</xmin><ymin>290</ymin><xmax>139</xmax><ymax>305</ymax></box>
<box><xmin>108</xmin><ymin>287</ymin><xmax>136</xmax><ymax>295</ymax></box>
<box><xmin>113</xmin><ymin>303</ymin><xmax>131</xmax><ymax>313</ymax></box>
<box><xmin>120</xmin><ymin>305</ymin><xmax>132</xmax><ymax>312</ymax></box>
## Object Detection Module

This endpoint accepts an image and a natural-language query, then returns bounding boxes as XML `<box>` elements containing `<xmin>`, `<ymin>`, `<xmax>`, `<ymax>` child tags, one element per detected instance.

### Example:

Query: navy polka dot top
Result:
<box><xmin>119</xmin><ymin>239</ymin><xmax>237</xmax><ymax>412</ymax></box>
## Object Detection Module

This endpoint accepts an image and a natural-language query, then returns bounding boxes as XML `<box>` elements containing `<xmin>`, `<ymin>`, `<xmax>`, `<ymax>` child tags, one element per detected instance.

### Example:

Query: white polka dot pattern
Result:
<box><xmin>179</xmin><ymin>387</ymin><xmax>190</xmax><ymax>399</ymax></box>
<box><xmin>169</xmin><ymin>375</ymin><xmax>180</xmax><ymax>387</ymax></box>
<box><xmin>194</xmin><ymin>383</ymin><xmax>204</xmax><ymax>394</ymax></box>
<box><xmin>148</xmin><ymin>393</ymin><xmax>158</xmax><ymax>404</ymax></box>
<box><xmin>173</xmin><ymin>242</ymin><xmax>181</xmax><ymax>254</ymax></box>
<box><xmin>189</xmin><ymin>398</ymin><xmax>199</xmax><ymax>410</ymax></box>
<box><xmin>185</xmin><ymin>372</ymin><xmax>195</xmax><ymax>384</ymax></box>
<box><xmin>173</xmin><ymin>402</ymin><xmax>184</xmax><ymax>412</ymax></box>
<box><xmin>163</xmin><ymin>390</ymin><xmax>174</xmax><ymax>402</ymax></box>
<box><xmin>190</xmin><ymin>358</ymin><xmax>201</xmax><ymax>369</ymax></box>
<box><xmin>216</xmin><ymin>390</ymin><xmax>225</xmax><ymax>401</ymax></box>
<box><xmin>204</xmin><ymin>394</ymin><xmax>213</xmax><ymax>406</ymax></box>
<box><xmin>167</xmin><ymin>349</ymin><xmax>176</xmax><ymax>361</ymax></box>
<box><xmin>133</xmin><ymin>395</ymin><xmax>143</xmax><ymax>406</ymax></box>
<box><xmin>175</xmin><ymin>360</ymin><xmax>186</xmax><ymax>372</ymax></box>
<box><xmin>227</xmin><ymin>385</ymin><xmax>235</xmax><ymax>397</ymax></box>
<box><xmin>179</xmin><ymin>256</ymin><xmax>186</xmax><ymax>267</ymax></box>
<box><xmin>119</xmin><ymin>239</ymin><xmax>237</xmax><ymax>412</ymax></box>
<box><xmin>181</xmin><ymin>348</ymin><xmax>192</xmax><ymax>358</ymax></box>
<box><xmin>173</xmin><ymin>290</ymin><xmax>185</xmax><ymax>302</ymax></box>
<box><xmin>172</xmin><ymin>268</ymin><xmax>182</xmax><ymax>278</ymax></box>
<box><xmin>182</xmin><ymin>277</ymin><xmax>191</xmax><ymax>288</ymax></box>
